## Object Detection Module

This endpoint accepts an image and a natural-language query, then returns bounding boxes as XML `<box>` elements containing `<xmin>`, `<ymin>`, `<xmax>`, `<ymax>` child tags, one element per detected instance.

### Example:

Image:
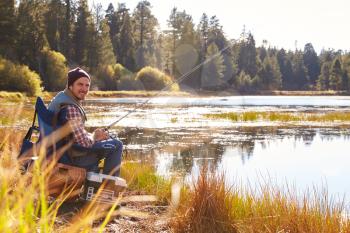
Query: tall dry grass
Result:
<box><xmin>0</xmin><ymin>101</ymin><xmax>174</xmax><ymax>232</ymax></box>
<box><xmin>0</xmin><ymin>100</ymin><xmax>123</xmax><ymax>232</ymax></box>
<box><xmin>171</xmin><ymin>169</ymin><xmax>237</xmax><ymax>233</ymax></box>
<box><xmin>171</xmin><ymin>168</ymin><xmax>350</xmax><ymax>233</ymax></box>
<box><xmin>0</xmin><ymin>123</ymin><xmax>123</xmax><ymax>232</ymax></box>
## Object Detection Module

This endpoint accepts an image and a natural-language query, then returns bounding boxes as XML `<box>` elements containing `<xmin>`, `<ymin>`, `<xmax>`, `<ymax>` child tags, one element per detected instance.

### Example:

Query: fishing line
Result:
<box><xmin>106</xmin><ymin>43</ymin><xmax>234</xmax><ymax>130</ymax></box>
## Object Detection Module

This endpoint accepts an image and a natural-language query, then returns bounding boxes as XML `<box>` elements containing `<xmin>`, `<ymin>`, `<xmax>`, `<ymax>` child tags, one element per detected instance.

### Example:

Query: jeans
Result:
<box><xmin>71</xmin><ymin>138</ymin><xmax>123</xmax><ymax>176</ymax></box>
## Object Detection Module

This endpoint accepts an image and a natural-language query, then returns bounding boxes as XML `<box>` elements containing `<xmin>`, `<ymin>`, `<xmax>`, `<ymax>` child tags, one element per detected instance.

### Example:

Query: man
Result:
<box><xmin>48</xmin><ymin>67</ymin><xmax>123</xmax><ymax>176</ymax></box>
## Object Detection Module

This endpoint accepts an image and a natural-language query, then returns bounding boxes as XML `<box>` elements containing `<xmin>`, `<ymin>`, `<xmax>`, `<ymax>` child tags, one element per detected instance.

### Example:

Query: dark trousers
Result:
<box><xmin>71</xmin><ymin>138</ymin><xmax>123</xmax><ymax>176</ymax></box>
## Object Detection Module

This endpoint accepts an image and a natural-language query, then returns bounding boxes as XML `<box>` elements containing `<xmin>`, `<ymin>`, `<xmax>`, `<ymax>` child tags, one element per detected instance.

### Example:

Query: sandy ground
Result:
<box><xmin>55</xmin><ymin>195</ymin><xmax>172</xmax><ymax>233</ymax></box>
<box><xmin>102</xmin><ymin>203</ymin><xmax>171</xmax><ymax>233</ymax></box>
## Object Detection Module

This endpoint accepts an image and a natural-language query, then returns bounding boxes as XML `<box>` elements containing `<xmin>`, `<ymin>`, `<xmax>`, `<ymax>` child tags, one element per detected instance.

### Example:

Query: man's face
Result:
<box><xmin>69</xmin><ymin>77</ymin><xmax>90</xmax><ymax>100</ymax></box>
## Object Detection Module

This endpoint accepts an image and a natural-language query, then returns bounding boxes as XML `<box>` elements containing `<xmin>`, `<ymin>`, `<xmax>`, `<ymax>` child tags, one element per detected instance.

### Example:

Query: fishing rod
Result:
<box><xmin>105</xmin><ymin>42</ymin><xmax>234</xmax><ymax>130</ymax></box>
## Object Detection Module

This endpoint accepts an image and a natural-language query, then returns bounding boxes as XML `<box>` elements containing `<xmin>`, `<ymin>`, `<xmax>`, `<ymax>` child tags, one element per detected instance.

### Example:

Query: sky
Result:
<box><xmin>92</xmin><ymin>0</ymin><xmax>350</xmax><ymax>53</ymax></box>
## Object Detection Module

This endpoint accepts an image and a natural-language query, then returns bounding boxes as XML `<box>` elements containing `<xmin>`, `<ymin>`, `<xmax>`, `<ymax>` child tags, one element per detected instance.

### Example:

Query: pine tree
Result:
<box><xmin>92</xmin><ymin>3</ymin><xmax>103</xmax><ymax>32</ymax></box>
<box><xmin>208</xmin><ymin>15</ymin><xmax>228</xmax><ymax>51</ymax></box>
<box><xmin>258</xmin><ymin>56</ymin><xmax>281</xmax><ymax>90</ymax></box>
<box><xmin>97</xmin><ymin>19</ymin><xmax>116</xmax><ymax>66</ymax></box>
<box><xmin>329</xmin><ymin>58</ymin><xmax>343</xmax><ymax>90</ymax></box>
<box><xmin>87</xmin><ymin>3</ymin><xmax>108</xmax><ymax>69</ymax></box>
<box><xmin>61</xmin><ymin>0</ymin><xmax>74</xmax><ymax>62</ymax></box>
<box><xmin>303</xmin><ymin>43</ymin><xmax>320</xmax><ymax>88</ymax></box>
<box><xmin>0</xmin><ymin>0</ymin><xmax>16</xmax><ymax>59</ymax></box>
<box><xmin>105</xmin><ymin>3</ymin><xmax>116</xmax><ymax>54</ymax></box>
<box><xmin>201</xmin><ymin>43</ymin><xmax>225</xmax><ymax>89</ymax></box>
<box><xmin>74</xmin><ymin>0</ymin><xmax>95</xmax><ymax>67</ymax></box>
<box><xmin>237</xmin><ymin>32</ymin><xmax>258</xmax><ymax>78</ymax></box>
<box><xmin>196</xmin><ymin>13</ymin><xmax>210</xmax><ymax>86</ymax></box>
<box><xmin>343</xmin><ymin>54</ymin><xmax>350</xmax><ymax>70</ymax></box>
<box><xmin>258</xmin><ymin>47</ymin><xmax>267</xmax><ymax>61</ymax></box>
<box><xmin>45</xmin><ymin>0</ymin><xmax>66</xmax><ymax>52</ymax></box>
<box><xmin>317</xmin><ymin>62</ymin><xmax>331</xmax><ymax>90</ymax></box>
<box><xmin>341</xmin><ymin>67</ymin><xmax>349</xmax><ymax>91</ymax></box>
<box><xmin>198</xmin><ymin>13</ymin><xmax>209</xmax><ymax>53</ymax></box>
<box><xmin>133</xmin><ymin>0</ymin><xmax>158</xmax><ymax>69</ymax></box>
<box><xmin>276</xmin><ymin>49</ymin><xmax>295</xmax><ymax>90</ymax></box>
<box><xmin>105</xmin><ymin>3</ymin><xmax>115</xmax><ymax>34</ymax></box>
<box><xmin>292</xmin><ymin>51</ymin><xmax>309</xmax><ymax>90</ymax></box>
<box><xmin>342</xmin><ymin>53</ymin><xmax>350</xmax><ymax>90</ymax></box>
<box><xmin>222</xmin><ymin>51</ymin><xmax>235</xmax><ymax>86</ymax></box>
<box><xmin>177</xmin><ymin>14</ymin><xmax>198</xmax><ymax>63</ymax></box>
<box><xmin>198</xmin><ymin>14</ymin><xmax>235</xmax><ymax>89</ymax></box>
<box><xmin>17</xmin><ymin>0</ymin><xmax>48</xmax><ymax>72</ymax></box>
<box><xmin>118</xmin><ymin>8</ymin><xmax>136</xmax><ymax>71</ymax></box>
<box><xmin>166</xmin><ymin>7</ymin><xmax>184</xmax><ymax>75</ymax></box>
<box><xmin>319</xmin><ymin>49</ymin><xmax>338</xmax><ymax>63</ymax></box>
<box><xmin>133</xmin><ymin>1</ymin><xmax>157</xmax><ymax>48</ymax></box>
<box><xmin>175</xmin><ymin>11</ymin><xmax>201</xmax><ymax>88</ymax></box>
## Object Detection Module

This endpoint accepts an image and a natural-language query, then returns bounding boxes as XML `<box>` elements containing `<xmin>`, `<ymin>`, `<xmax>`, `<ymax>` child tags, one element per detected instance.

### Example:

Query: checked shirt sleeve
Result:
<box><xmin>66</xmin><ymin>105</ymin><xmax>93</xmax><ymax>148</ymax></box>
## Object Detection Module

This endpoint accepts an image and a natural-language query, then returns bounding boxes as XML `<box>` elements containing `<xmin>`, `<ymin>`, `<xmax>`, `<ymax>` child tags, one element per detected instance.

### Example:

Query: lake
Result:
<box><xmin>3</xmin><ymin>95</ymin><xmax>350</xmax><ymax>205</ymax></box>
<box><xmin>83</xmin><ymin>96</ymin><xmax>350</xmax><ymax>204</ymax></box>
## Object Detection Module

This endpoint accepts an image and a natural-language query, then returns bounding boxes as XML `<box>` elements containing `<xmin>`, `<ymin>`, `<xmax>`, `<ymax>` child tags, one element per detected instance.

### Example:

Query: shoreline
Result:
<box><xmin>89</xmin><ymin>90</ymin><xmax>350</xmax><ymax>98</ymax></box>
<box><xmin>1</xmin><ymin>90</ymin><xmax>350</xmax><ymax>103</ymax></box>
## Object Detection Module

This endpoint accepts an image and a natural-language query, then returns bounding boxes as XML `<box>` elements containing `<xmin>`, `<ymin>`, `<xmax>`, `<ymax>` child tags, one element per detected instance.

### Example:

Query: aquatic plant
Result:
<box><xmin>121</xmin><ymin>162</ymin><xmax>172</xmax><ymax>203</ymax></box>
<box><xmin>205</xmin><ymin>111</ymin><xmax>350</xmax><ymax>123</ymax></box>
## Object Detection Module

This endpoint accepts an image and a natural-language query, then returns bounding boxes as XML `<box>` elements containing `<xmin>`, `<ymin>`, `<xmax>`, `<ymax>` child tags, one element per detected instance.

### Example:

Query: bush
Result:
<box><xmin>95</xmin><ymin>65</ymin><xmax>116</xmax><ymax>90</ymax></box>
<box><xmin>117</xmin><ymin>74</ymin><xmax>143</xmax><ymax>90</ymax></box>
<box><xmin>135</xmin><ymin>66</ymin><xmax>179</xmax><ymax>91</ymax></box>
<box><xmin>40</xmin><ymin>48</ymin><xmax>68</xmax><ymax>91</ymax></box>
<box><xmin>0</xmin><ymin>57</ymin><xmax>42</xmax><ymax>96</ymax></box>
<box><xmin>95</xmin><ymin>64</ymin><xmax>137</xmax><ymax>90</ymax></box>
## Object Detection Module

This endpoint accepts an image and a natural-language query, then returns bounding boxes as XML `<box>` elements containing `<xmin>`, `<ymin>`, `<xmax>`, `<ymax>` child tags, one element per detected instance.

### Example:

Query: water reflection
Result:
<box><xmin>120</xmin><ymin>126</ymin><xmax>350</xmax><ymax>201</ymax></box>
<box><xmin>2</xmin><ymin>96</ymin><xmax>350</xmax><ymax>204</ymax></box>
<box><xmin>120</xmin><ymin>127</ymin><xmax>350</xmax><ymax>167</ymax></box>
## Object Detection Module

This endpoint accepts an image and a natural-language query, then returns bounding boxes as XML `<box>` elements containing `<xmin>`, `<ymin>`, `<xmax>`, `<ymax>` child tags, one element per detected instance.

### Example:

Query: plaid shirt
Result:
<box><xmin>66</xmin><ymin>105</ymin><xmax>93</xmax><ymax>147</ymax></box>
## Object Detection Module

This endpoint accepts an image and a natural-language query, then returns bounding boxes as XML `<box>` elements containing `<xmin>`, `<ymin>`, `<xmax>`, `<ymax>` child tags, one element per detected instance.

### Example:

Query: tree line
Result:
<box><xmin>1</xmin><ymin>0</ymin><xmax>350</xmax><ymax>95</ymax></box>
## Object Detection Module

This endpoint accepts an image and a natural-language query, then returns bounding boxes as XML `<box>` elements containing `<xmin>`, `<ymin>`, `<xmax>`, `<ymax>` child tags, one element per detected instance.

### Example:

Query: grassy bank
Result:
<box><xmin>0</xmin><ymin>91</ymin><xmax>26</xmax><ymax>102</ymax></box>
<box><xmin>1</xmin><ymin>129</ymin><xmax>350</xmax><ymax>232</ymax></box>
<box><xmin>197</xmin><ymin>90</ymin><xmax>350</xmax><ymax>96</ymax></box>
<box><xmin>0</xmin><ymin>128</ymin><xmax>172</xmax><ymax>232</ymax></box>
<box><xmin>205</xmin><ymin>111</ymin><xmax>350</xmax><ymax>122</ymax></box>
<box><xmin>264</xmin><ymin>90</ymin><xmax>350</xmax><ymax>96</ymax></box>
<box><xmin>0</xmin><ymin>91</ymin><xmax>54</xmax><ymax>103</ymax></box>
<box><xmin>0</xmin><ymin>90</ymin><xmax>191</xmax><ymax>102</ymax></box>
<box><xmin>2</xmin><ymin>90</ymin><xmax>348</xmax><ymax>102</ymax></box>
<box><xmin>171</xmin><ymin>168</ymin><xmax>350</xmax><ymax>233</ymax></box>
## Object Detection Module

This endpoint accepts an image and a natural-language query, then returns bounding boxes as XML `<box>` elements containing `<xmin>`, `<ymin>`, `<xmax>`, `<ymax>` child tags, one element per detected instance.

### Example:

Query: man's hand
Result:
<box><xmin>93</xmin><ymin>128</ymin><xmax>109</xmax><ymax>142</ymax></box>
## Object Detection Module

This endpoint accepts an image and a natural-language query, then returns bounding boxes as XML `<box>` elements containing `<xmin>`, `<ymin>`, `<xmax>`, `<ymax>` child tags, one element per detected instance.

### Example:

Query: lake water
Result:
<box><xmin>3</xmin><ymin>96</ymin><xmax>349</xmax><ymax>204</ymax></box>
<box><xmin>83</xmin><ymin>96</ymin><xmax>350</xmax><ymax>204</ymax></box>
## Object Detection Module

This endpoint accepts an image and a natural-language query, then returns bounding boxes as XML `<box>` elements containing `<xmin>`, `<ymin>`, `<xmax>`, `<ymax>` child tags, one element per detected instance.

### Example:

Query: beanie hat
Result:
<box><xmin>67</xmin><ymin>67</ymin><xmax>91</xmax><ymax>87</ymax></box>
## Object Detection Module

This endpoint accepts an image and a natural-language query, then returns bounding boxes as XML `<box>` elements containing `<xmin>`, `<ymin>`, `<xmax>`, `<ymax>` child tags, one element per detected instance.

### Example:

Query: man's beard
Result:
<box><xmin>77</xmin><ymin>92</ymin><xmax>87</xmax><ymax>100</ymax></box>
